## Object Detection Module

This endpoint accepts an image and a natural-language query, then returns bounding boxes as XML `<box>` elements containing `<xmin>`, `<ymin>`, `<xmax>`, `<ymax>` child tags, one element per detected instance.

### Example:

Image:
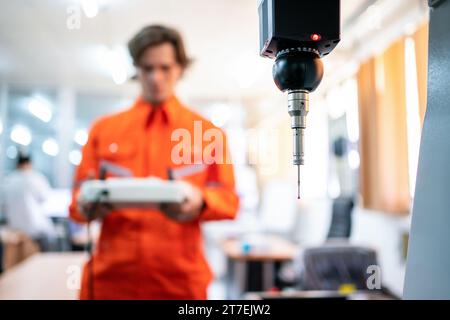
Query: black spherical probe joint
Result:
<box><xmin>272</xmin><ymin>50</ymin><xmax>324</xmax><ymax>92</ymax></box>
<box><xmin>272</xmin><ymin>49</ymin><xmax>325</xmax><ymax>199</ymax></box>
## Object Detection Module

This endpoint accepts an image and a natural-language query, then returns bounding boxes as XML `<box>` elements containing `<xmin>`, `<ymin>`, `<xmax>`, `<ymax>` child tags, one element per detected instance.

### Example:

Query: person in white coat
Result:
<box><xmin>1</xmin><ymin>153</ymin><xmax>56</xmax><ymax>251</ymax></box>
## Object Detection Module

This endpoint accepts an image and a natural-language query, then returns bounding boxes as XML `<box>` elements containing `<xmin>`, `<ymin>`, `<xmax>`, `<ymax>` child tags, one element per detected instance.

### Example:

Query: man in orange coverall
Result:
<box><xmin>69</xmin><ymin>25</ymin><xmax>239</xmax><ymax>299</ymax></box>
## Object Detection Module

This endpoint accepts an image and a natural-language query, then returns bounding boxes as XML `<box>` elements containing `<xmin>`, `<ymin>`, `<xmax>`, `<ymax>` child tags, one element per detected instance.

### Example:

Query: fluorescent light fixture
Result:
<box><xmin>69</xmin><ymin>149</ymin><xmax>82</xmax><ymax>166</ymax></box>
<box><xmin>109</xmin><ymin>53</ymin><xmax>128</xmax><ymax>85</ymax></box>
<box><xmin>344</xmin><ymin>79</ymin><xmax>360</xmax><ymax>143</ymax></box>
<box><xmin>348</xmin><ymin>149</ymin><xmax>360</xmax><ymax>170</ymax></box>
<box><xmin>102</xmin><ymin>48</ymin><xmax>128</xmax><ymax>85</ymax></box>
<box><xmin>328</xmin><ymin>174</ymin><xmax>341</xmax><ymax>199</ymax></box>
<box><xmin>42</xmin><ymin>138</ymin><xmax>59</xmax><ymax>157</ymax></box>
<box><xmin>327</xmin><ymin>87</ymin><xmax>346</xmax><ymax>120</ymax></box>
<box><xmin>10</xmin><ymin>125</ymin><xmax>32</xmax><ymax>146</ymax></box>
<box><xmin>80</xmin><ymin>0</ymin><xmax>99</xmax><ymax>18</ymax></box>
<box><xmin>74</xmin><ymin>129</ymin><xmax>88</xmax><ymax>146</ymax></box>
<box><xmin>0</xmin><ymin>119</ymin><xmax>3</xmax><ymax>135</ymax></box>
<box><xmin>27</xmin><ymin>97</ymin><xmax>52</xmax><ymax>123</ymax></box>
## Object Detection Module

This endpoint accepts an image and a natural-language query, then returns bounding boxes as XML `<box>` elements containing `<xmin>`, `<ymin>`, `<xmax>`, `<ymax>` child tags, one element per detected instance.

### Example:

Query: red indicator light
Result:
<box><xmin>310</xmin><ymin>33</ymin><xmax>321</xmax><ymax>41</ymax></box>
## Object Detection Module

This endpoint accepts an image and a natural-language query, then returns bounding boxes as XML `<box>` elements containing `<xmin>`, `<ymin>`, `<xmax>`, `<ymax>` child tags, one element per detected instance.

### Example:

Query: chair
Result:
<box><xmin>327</xmin><ymin>197</ymin><xmax>354</xmax><ymax>240</ymax></box>
<box><xmin>299</xmin><ymin>244</ymin><xmax>378</xmax><ymax>291</ymax></box>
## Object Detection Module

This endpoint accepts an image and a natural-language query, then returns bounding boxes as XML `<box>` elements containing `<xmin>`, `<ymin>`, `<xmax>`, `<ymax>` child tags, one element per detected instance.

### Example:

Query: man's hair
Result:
<box><xmin>128</xmin><ymin>25</ymin><xmax>192</xmax><ymax>69</ymax></box>
<box><xmin>17</xmin><ymin>152</ymin><xmax>31</xmax><ymax>168</ymax></box>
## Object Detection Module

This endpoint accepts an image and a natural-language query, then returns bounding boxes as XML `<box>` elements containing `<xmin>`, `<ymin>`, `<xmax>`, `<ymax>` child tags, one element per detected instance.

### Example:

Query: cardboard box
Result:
<box><xmin>0</xmin><ymin>228</ymin><xmax>40</xmax><ymax>271</ymax></box>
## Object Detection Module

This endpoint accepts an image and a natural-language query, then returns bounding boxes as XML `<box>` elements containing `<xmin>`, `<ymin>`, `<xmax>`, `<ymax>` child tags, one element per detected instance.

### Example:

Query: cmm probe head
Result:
<box><xmin>258</xmin><ymin>0</ymin><xmax>341</xmax><ymax>198</ymax></box>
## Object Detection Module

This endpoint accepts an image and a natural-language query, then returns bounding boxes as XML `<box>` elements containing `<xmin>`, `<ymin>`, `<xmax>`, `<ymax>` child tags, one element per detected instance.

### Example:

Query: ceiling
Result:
<box><xmin>0</xmin><ymin>0</ymin><xmax>428</xmax><ymax>100</ymax></box>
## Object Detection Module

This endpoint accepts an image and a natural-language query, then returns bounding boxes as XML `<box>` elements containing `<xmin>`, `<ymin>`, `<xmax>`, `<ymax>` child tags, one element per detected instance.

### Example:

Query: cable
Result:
<box><xmin>86</xmin><ymin>219</ymin><xmax>94</xmax><ymax>300</ymax></box>
<box><xmin>85</xmin><ymin>189</ymin><xmax>108</xmax><ymax>300</ymax></box>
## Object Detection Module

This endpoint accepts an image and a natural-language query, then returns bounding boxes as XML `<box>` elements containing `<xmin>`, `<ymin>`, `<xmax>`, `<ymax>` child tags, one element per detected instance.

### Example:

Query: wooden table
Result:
<box><xmin>221</xmin><ymin>235</ymin><xmax>297</xmax><ymax>261</ymax></box>
<box><xmin>220</xmin><ymin>235</ymin><xmax>298</xmax><ymax>299</ymax></box>
<box><xmin>0</xmin><ymin>252</ymin><xmax>87</xmax><ymax>300</ymax></box>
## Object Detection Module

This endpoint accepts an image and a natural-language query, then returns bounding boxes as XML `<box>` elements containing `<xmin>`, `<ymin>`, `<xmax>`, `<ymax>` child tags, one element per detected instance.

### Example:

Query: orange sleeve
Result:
<box><xmin>69</xmin><ymin>121</ymin><xmax>102</xmax><ymax>223</ymax></box>
<box><xmin>200</xmin><ymin>132</ymin><xmax>240</xmax><ymax>221</ymax></box>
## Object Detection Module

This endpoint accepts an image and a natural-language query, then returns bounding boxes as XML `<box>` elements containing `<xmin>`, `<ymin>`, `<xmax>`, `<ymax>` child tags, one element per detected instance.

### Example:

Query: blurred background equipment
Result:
<box><xmin>299</xmin><ymin>244</ymin><xmax>378</xmax><ymax>292</ymax></box>
<box><xmin>327</xmin><ymin>197</ymin><xmax>354</xmax><ymax>240</ymax></box>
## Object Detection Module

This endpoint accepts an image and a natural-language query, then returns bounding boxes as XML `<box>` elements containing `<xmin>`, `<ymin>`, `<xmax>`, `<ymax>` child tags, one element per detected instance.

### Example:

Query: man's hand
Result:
<box><xmin>78</xmin><ymin>196</ymin><xmax>113</xmax><ymax>221</ymax></box>
<box><xmin>160</xmin><ymin>184</ymin><xmax>204</xmax><ymax>222</ymax></box>
<box><xmin>77</xmin><ymin>171</ymin><xmax>113</xmax><ymax>221</ymax></box>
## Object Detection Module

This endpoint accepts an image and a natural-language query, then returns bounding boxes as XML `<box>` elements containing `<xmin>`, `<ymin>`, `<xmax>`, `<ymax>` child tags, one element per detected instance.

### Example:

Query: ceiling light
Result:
<box><xmin>69</xmin><ymin>149</ymin><xmax>82</xmax><ymax>166</ymax></box>
<box><xmin>27</xmin><ymin>97</ymin><xmax>52</xmax><ymax>123</ymax></box>
<box><xmin>42</xmin><ymin>138</ymin><xmax>59</xmax><ymax>157</ymax></box>
<box><xmin>10</xmin><ymin>125</ymin><xmax>32</xmax><ymax>146</ymax></box>
<box><xmin>74</xmin><ymin>129</ymin><xmax>89</xmax><ymax>146</ymax></box>
<box><xmin>80</xmin><ymin>0</ymin><xmax>99</xmax><ymax>18</ymax></box>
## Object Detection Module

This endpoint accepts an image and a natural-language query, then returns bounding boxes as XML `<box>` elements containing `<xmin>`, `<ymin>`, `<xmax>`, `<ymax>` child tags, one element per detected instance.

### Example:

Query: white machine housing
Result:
<box><xmin>79</xmin><ymin>177</ymin><xmax>192</xmax><ymax>208</ymax></box>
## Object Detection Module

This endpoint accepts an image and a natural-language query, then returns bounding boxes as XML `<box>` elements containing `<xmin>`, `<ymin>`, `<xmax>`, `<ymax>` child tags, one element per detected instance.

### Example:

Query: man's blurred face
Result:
<box><xmin>18</xmin><ymin>162</ymin><xmax>32</xmax><ymax>170</ymax></box>
<box><xmin>136</xmin><ymin>42</ymin><xmax>182</xmax><ymax>105</ymax></box>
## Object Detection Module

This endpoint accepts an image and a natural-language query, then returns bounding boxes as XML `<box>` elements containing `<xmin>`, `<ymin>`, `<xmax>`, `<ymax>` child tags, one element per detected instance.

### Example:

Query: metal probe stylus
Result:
<box><xmin>287</xmin><ymin>89</ymin><xmax>309</xmax><ymax>199</ymax></box>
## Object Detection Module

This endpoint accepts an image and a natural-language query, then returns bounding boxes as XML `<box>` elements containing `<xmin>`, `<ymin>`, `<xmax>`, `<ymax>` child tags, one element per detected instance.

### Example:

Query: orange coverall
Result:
<box><xmin>69</xmin><ymin>96</ymin><xmax>239</xmax><ymax>299</ymax></box>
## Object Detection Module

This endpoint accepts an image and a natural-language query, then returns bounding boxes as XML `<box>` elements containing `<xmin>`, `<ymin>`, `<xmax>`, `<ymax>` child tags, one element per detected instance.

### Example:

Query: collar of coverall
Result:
<box><xmin>133</xmin><ymin>95</ymin><xmax>181</xmax><ymax>127</ymax></box>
